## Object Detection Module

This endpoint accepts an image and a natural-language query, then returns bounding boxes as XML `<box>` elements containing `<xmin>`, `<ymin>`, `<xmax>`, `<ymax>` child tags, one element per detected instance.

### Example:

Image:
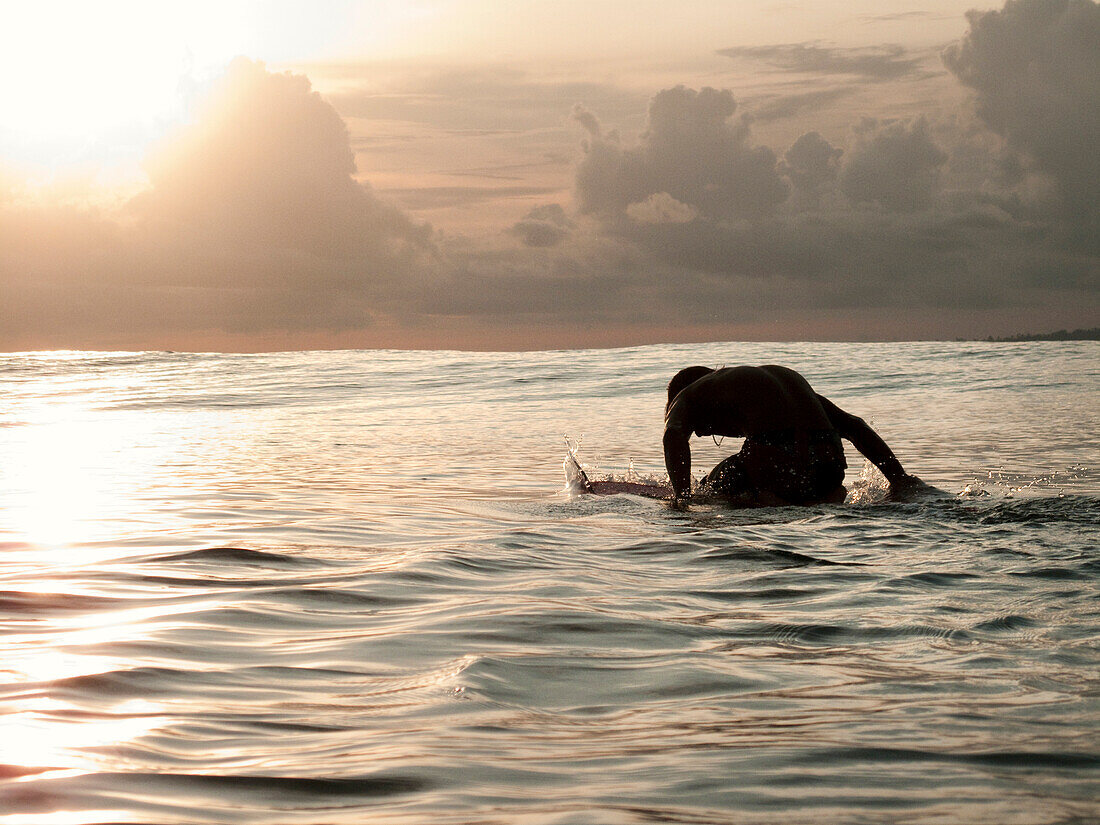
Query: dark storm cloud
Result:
<box><xmin>718</xmin><ymin>43</ymin><xmax>923</xmax><ymax>81</ymax></box>
<box><xmin>943</xmin><ymin>0</ymin><xmax>1100</xmax><ymax>245</ymax></box>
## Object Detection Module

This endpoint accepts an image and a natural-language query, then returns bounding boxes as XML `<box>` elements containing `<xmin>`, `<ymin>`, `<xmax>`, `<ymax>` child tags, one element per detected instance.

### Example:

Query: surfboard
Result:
<box><xmin>564</xmin><ymin>452</ymin><xmax>672</xmax><ymax>499</ymax></box>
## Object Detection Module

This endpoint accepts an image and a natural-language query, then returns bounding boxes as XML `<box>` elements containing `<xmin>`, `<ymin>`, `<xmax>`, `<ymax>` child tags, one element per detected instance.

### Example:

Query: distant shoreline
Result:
<box><xmin>973</xmin><ymin>327</ymin><xmax>1100</xmax><ymax>342</ymax></box>
<box><xmin>3</xmin><ymin>330</ymin><xmax>1099</xmax><ymax>355</ymax></box>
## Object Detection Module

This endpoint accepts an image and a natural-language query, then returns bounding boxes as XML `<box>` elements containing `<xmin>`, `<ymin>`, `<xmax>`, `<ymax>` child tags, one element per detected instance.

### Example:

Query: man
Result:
<box><xmin>663</xmin><ymin>365</ymin><xmax>920</xmax><ymax>507</ymax></box>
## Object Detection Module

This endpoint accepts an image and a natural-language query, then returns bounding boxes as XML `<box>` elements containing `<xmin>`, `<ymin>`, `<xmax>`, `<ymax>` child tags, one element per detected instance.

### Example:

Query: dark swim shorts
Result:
<box><xmin>701</xmin><ymin>429</ymin><xmax>845</xmax><ymax>505</ymax></box>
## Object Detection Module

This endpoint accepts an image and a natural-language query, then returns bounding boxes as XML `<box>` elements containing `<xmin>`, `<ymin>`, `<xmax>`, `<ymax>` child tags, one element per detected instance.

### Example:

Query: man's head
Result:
<box><xmin>667</xmin><ymin>366</ymin><xmax>714</xmax><ymax>412</ymax></box>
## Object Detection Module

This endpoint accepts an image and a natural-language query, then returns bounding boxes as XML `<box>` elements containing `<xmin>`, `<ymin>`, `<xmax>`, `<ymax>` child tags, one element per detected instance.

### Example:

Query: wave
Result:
<box><xmin>974</xmin><ymin>495</ymin><xmax>1100</xmax><ymax>526</ymax></box>
<box><xmin>793</xmin><ymin>746</ymin><xmax>1100</xmax><ymax>770</ymax></box>
<box><xmin>86</xmin><ymin>770</ymin><xmax>431</xmax><ymax>798</ymax></box>
<box><xmin>724</xmin><ymin>621</ymin><xmax>967</xmax><ymax>646</ymax></box>
<box><xmin>884</xmin><ymin>570</ymin><xmax>982</xmax><ymax>588</ymax></box>
<box><xmin>148</xmin><ymin>547</ymin><xmax>321</xmax><ymax>566</ymax></box>
<box><xmin>0</xmin><ymin>590</ymin><xmax>137</xmax><ymax>615</ymax></box>
<box><xmin>693</xmin><ymin>545</ymin><xmax>860</xmax><ymax>567</ymax></box>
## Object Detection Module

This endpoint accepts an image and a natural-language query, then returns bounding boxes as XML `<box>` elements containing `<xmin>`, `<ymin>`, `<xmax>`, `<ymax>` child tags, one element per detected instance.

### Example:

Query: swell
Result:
<box><xmin>921</xmin><ymin>495</ymin><xmax>1100</xmax><ymax>527</ymax></box>
<box><xmin>147</xmin><ymin>547</ymin><xmax>323</xmax><ymax>566</ymax></box>
<box><xmin>0</xmin><ymin>590</ymin><xmax>171</xmax><ymax>615</ymax></box>
<box><xmin>793</xmin><ymin>746</ymin><xmax>1100</xmax><ymax>770</ymax></box>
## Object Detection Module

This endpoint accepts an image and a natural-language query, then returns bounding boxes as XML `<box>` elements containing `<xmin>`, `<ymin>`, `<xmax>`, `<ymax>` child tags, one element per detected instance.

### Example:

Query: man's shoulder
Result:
<box><xmin>756</xmin><ymin>364</ymin><xmax>806</xmax><ymax>379</ymax></box>
<box><xmin>709</xmin><ymin>364</ymin><xmax>803</xmax><ymax>387</ymax></box>
<box><xmin>707</xmin><ymin>365</ymin><xmax>757</xmax><ymax>382</ymax></box>
<box><xmin>712</xmin><ymin>364</ymin><xmax>801</xmax><ymax>377</ymax></box>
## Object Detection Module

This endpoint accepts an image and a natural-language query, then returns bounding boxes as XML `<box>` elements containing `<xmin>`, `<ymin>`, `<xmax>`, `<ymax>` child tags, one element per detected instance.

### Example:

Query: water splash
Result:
<box><xmin>562</xmin><ymin>436</ymin><xmax>593</xmax><ymax>494</ymax></box>
<box><xmin>845</xmin><ymin>460</ymin><xmax>891</xmax><ymax>505</ymax></box>
<box><xmin>962</xmin><ymin>464</ymin><xmax>1091</xmax><ymax>499</ymax></box>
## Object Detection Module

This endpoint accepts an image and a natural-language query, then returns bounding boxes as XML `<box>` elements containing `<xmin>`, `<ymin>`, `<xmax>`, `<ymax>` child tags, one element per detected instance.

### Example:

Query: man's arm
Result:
<box><xmin>663</xmin><ymin>426</ymin><xmax>692</xmax><ymax>502</ymax></box>
<box><xmin>816</xmin><ymin>394</ymin><xmax>912</xmax><ymax>486</ymax></box>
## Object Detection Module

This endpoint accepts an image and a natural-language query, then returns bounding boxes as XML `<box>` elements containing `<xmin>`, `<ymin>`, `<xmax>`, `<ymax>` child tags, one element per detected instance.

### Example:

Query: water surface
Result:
<box><xmin>1</xmin><ymin>342</ymin><xmax>1098</xmax><ymax>823</ymax></box>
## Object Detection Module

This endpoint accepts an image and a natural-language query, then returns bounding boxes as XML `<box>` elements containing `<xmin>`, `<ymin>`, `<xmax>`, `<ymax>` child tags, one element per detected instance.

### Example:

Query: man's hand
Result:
<box><xmin>668</xmin><ymin>494</ymin><xmax>691</xmax><ymax>511</ymax></box>
<box><xmin>887</xmin><ymin>473</ymin><xmax>933</xmax><ymax>501</ymax></box>
<box><xmin>891</xmin><ymin>472</ymin><xmax>921</xmax><ymax>490</ymax></box>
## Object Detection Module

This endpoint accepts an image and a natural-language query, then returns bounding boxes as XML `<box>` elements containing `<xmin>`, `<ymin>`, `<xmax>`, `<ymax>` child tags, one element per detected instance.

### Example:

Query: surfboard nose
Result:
<box><xmin>563</xmin><ymin>452</ymin><xmax>593</xmax><ymax>493</ymax></box>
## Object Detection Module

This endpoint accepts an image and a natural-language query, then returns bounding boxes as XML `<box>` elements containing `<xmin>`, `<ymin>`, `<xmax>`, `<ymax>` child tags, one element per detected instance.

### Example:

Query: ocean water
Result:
<box><xmin>0</xmin><ymin>341</ymin><xmax>1097</xmax><ymax>825</ymax></box>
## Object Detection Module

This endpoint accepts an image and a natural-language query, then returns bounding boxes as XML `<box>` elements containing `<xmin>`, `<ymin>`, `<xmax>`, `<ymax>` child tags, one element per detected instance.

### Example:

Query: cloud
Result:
<box><xmin>385</xmin><ymin>185</ymin><xmax>558</xmax><ymax>211</ymax></box>
<box><xmin>328</xmin><ymin>66</ymin><xmax>646</xmax><ymax>134</ymax></box>
<box><xmin>749</xmin><ymin>88</ymin><xmax>854</xmax><ymax>123</ymax></box>
<box><xmin>839</xmin><ymin>117</ymin><xmax>947</xmax><ymax>212</ymax></box>
<box><xmin>135</xmin><ymin>58</ymin><xmax>431</xmax><ymax>264</ymax></box>
<box><xmin>943</xmin><ymin>0</ymin><xmax>1100</xmax><ymax>244</ymax></box>
<box><xmin>782</xmin><ymin>131</ymin><xmax>843</xmax><ymax>209</ymax></box>
<box><xmin>421</xmin><ymin>201</ymin><xmax>1094</xmax><ymax>338</ymax></box>
<box><xmin>575</xmin><ymin>86</ymin><xmax>788</xmax><ymax>223</ymax></box>
<box><xmin>2</xmin><ymin>58</ymin><xmax>435</xmax><ymax>347</ymax></box>
<box><xmin>626</xmin><ymin>192</ymin><xmax>698</xmax><ymax>225</ymax></box>
<box><xmin>561</xmin><ymin>79</ymin><xmax>1095</xmax><ymax>325</ymax></box>
<box><xmin>718</xmin><ymin>43</ymin><xmax>923</xmax><ymax>81</ymax></box>
<box><xmin>570</xmin><ymin>103</ymin><xmax>602</xmax><ymax>139</ymax></box>
<box><xmin>507</xmin><ymin>203</ymin><xmax>573</xmax><ymax>246</ymax></box>
<box><xmin>860</xmin><ymin>12</ymin><xmax>938</xmax><ymax>22</ymax></box>
<box><xmin>323</xmin><ymin>66</ymin><xmax>639</xmax><ymax>230</ymax></box>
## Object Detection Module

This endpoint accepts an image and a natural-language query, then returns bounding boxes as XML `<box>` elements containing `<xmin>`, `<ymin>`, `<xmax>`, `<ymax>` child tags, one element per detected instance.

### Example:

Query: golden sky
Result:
<box><xmin>1</xmin><ymin>0</ymin><xmax>1097</xmax><ymax>350</ymax></box>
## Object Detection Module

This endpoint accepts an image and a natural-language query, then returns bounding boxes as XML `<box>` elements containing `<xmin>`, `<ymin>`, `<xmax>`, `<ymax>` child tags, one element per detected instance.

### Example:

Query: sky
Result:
<box><xmin>1</xmin><ymin>0</ymin><xmax>1097</xmax><ymax>350</ymax></box>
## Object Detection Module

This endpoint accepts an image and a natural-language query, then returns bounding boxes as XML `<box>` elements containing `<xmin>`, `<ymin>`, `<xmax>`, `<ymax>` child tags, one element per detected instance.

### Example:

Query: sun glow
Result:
<box><xmin>1</xmin><ymin>395</ymin><xmax>187</xmax><ymax>552</ymax></box>
<box><xmin>0</xmin><ymin>1</ymin><xmax>432</xmax><ymax>193</ymax></box>
<box><xmin>0</xmin><ymin>2</ymin><xmax>255</xmax><ymax>188</ymax></box>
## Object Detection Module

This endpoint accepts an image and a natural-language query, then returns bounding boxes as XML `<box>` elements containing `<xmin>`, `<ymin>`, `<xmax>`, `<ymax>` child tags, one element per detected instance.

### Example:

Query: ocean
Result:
<box><xmin>1</xmin><ymin>341</ymin><xmax>1097</xmax><ymax>824</ymax></box>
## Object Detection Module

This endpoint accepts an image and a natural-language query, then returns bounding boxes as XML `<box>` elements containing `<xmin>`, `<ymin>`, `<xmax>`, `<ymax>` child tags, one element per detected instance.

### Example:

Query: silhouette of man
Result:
<box><xmin>663</xmin><ymin>365</ymin><xmax>919</xmax><ymax>507</ymax></box>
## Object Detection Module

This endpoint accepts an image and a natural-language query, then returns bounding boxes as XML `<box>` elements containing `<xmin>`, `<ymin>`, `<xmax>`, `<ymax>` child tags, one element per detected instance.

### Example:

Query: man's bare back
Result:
<box><xmin>664</xmin><ymin>365</ymin><xmax>918</xmax><ymax>507</ymax></box>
